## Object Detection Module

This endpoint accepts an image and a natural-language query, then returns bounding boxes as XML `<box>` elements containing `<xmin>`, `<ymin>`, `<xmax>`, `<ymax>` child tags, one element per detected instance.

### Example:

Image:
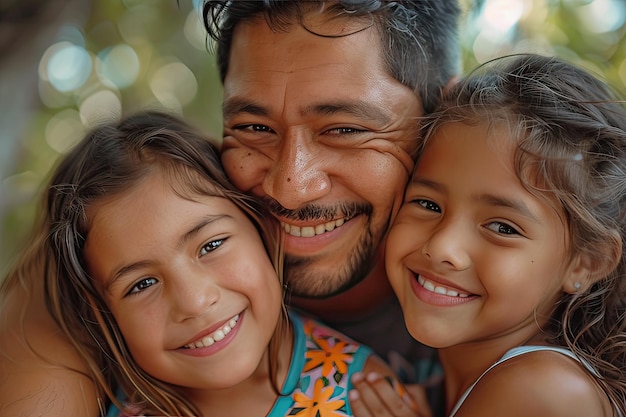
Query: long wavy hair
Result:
<box><xmin>5</xmin><ymin>111</ymin><xmax>286</xmax><ymax>416</ymax></box>
<box><xmin>420</xmin><ymin>54</ymin><xmax>626</xmax><ymax>415</ymax></box>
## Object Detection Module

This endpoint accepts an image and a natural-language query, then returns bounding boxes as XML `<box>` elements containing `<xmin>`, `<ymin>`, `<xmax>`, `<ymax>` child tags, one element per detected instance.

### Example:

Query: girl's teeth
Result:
<box><xmin>418</xmin><ymin>276</ymin><xmax>469</xmax><ymax>298</ymax></box>
<box><xmin>185</xmin><ymin>314</ymin><xmax>239</xmax><ymax>349</ymax></box>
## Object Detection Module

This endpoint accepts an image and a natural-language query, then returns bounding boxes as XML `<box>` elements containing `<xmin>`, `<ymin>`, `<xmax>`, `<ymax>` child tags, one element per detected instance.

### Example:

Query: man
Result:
<box><xmin>202</xmin><ymin>0</ymin><xmax>460</xmax><ymax>391</ymax></box>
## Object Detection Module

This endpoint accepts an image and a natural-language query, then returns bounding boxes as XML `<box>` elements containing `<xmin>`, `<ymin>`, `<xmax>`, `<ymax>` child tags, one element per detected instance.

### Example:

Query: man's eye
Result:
<box><xmin>325</xmin><ymin>127</ymin><xmax>366</xmax><ymax>135</ymax></box>
<box><xmin>128</xmin><ymin>277</ymin><xmax>157</xmax><ymax>295</ymax></box>
<box><xmin>414</xmin><ymin>199</ymin><xmax>441</xmax><ymax>213</ymax></box>
<box><xmin>234</xmin><ymin>124</ymin><xmax>274</xmax><ymax>133</ymax></box>
<box><xmin>200</xmin><ymin>239</ymin><xmax>225</xmax><ymax>256</ymax></box>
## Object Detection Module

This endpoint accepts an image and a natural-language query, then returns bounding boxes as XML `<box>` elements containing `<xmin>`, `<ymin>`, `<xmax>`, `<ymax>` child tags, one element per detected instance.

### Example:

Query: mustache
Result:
<box><xmin>263</xmin><ymin>198</ymin><xmax>372</xmax><ymax>222</ymax></box>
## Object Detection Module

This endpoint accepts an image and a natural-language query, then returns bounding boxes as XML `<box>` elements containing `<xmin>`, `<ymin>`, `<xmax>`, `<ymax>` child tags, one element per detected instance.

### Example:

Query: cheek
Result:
<box><xmin>387</xmin><ymin>212</ymin><xmax>424</xmax><ymax>249</ymax></box>
<box><xmin>355</xmin><ymin>157</ymin><xmax>410</xmax><ymax>216</ymax></box>
<box><xmin>231</xmin><ymin>252</ymin><xmax>282</xmax><ymax>301</ymax></box>
<box><xmin>385</xmin><ymin>223</ymin><xmax>419</xmax><ymax>276</ymax></box>
<box><xmin>221</xmin><ymin>146</ymin><xmax>265</xmax><ymax>191</ymax></box>
<box><xmin>113</xmin><ymin>306</ymin><xmax>164</xmax><ymax>353</ymax></box>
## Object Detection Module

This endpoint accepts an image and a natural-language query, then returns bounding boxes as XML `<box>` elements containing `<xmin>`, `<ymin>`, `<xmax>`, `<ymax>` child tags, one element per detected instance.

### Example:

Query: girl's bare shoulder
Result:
<box><xmin>455</xmin><ymin>349</ymin><xmax>612</xmax><ymax>417</ymax></box>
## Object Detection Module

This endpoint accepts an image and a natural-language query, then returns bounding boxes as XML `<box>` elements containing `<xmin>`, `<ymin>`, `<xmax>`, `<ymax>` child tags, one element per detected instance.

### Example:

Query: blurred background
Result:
<box><xmin>1</xmin><ymin>0</ymin><xmax>625</xmax><ymax>277</ymax></box>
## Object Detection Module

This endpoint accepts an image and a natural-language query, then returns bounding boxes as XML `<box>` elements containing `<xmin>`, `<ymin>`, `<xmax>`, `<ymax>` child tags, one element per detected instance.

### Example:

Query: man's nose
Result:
<box><xmin>262</xmin><ymin>129</ymin><xmax>331</xmax><ymax>210</ymax></box>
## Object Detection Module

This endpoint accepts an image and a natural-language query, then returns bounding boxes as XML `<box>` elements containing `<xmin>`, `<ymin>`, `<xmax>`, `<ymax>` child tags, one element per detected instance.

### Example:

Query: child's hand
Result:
<box><xmin>349</xmin><ymin>372</ymin><xmax>432</xmax><ymax>417</ymax></box>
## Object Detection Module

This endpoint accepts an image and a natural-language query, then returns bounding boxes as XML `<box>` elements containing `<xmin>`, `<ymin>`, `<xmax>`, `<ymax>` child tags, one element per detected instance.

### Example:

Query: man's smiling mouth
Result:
<box><xmin>280</xmin><ymin>217</ymin><xmax>348</xmax><ymax>237</ymax></box>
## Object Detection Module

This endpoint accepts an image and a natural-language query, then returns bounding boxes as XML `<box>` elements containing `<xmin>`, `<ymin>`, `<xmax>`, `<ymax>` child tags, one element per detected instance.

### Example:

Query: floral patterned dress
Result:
<box><xmin>269</xmin><ymin>311</ymin><xmax>409</xmax><ymax>416</ymax></box>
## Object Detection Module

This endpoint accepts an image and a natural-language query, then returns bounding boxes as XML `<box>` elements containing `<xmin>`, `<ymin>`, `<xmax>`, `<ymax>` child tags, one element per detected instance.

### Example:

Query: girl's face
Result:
<box><xmin>84</xmin><ymin>171</ymin><xmax>282</xmax><ymax>392</ymax></box>
<box><xmin>386</xmin><ymin>121</ymin><xmax>586</xmax><ymax>349</ymax></box>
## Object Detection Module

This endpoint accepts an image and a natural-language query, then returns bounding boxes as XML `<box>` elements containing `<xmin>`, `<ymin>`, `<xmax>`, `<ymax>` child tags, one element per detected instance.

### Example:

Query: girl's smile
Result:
<box><xmin>386</xmin><ymin>120</ymin><xmax>578</xmax><ymax>350</ymax></box>
<box><xmin>411</xmin><ymin>273</ymin><xmax>474</xmax><ymax>306</ymax></box>
<box><xmin>84</xmin><ymin>171</ymin><xmax>284</xmax><ymax>390</ymax></box>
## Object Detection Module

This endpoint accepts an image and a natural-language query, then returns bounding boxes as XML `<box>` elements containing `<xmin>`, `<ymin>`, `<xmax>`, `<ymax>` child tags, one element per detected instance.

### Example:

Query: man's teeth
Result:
<box><xmin>282</xmin><ymin>218</ymin><xmax>345</xmax><ymax>237</ymax></box>
<box><xmin>185</xmin><ymin>315</ymin><xmax>239</xmax><ymax>349</ymax></box>
<box><xmin>418</xmin><ymin>276</ymin><xmax>469</xmax><ymax>298</ymax></box>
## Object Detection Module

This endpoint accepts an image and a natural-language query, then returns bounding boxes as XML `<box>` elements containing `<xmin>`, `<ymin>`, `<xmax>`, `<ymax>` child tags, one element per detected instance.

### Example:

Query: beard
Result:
<box><xmin>283</xmin><ymin>225</ymin><xmax>379</xmax><ymax>299</ymax></box>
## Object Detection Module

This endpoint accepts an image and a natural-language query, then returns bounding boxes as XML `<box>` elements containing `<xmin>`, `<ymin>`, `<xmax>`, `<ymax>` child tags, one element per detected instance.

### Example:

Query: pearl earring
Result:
<box><xmin>573</xmin><ymin>282</ymin><xmax>582</xmax><ymax>290</ymax></box>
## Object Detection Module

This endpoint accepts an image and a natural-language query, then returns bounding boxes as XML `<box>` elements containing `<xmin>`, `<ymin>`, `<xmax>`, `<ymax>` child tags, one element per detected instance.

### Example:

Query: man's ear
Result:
<box><xmin>563</xmin><ymin>230</ymin><xmax>622</xmax><ymax>294</ymax></box>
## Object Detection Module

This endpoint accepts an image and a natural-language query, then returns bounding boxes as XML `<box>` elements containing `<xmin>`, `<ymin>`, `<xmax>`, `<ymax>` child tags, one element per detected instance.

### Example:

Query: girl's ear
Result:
<box><xmin>563</xmin><ymin>230</ymin><xmax>622</xmax><ymax>294</ymax></box>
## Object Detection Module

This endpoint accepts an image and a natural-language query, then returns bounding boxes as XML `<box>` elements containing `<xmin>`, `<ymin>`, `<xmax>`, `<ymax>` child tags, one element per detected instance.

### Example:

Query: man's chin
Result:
<box><xmin>284</xmin><ymin>264</ymin><xmax>370</xmax><ymax>299</ymax></box>
<box><xmin>282</xmin><ymin>237</ymin><xmax>378</xmax><ymax>298</ymax></box>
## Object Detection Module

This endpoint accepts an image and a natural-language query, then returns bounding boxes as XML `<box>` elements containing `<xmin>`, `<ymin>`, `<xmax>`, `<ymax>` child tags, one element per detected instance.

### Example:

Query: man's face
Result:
<box><xmin>221</xmin><ymin>16</ymin><xmax>423</xmax><ymax>298</ymax></box>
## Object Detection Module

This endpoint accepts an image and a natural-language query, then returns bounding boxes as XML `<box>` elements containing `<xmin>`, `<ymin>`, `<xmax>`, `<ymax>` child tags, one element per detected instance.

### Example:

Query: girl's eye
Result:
<box><xmin>128</xmin><ymin>277</ymin><xmax>158</xmax><ymax>295</ymax></box>
<box><xmin>485</xmin><ymin>221</ymin><xmax>520</xmax><ymax>236</ymax></box>
<box><xmin>200</xmin><ymin>238</ymin><xmax>225</xmax><ymax>256</ymax></box>
<box><xmin>414</xmin><ymin>198</ymin><xmax>441</xmax><ymax>213</ymax></box>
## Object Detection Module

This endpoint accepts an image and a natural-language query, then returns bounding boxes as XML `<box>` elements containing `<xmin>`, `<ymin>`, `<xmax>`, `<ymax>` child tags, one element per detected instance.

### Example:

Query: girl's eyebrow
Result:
<box><xmin>410</xmin><ymin>177</ymin><xmax>539</xmax><ymax>222</ymax></box>
<box><xmin>176</xmin><ymin>214</ymin><xmax>232</xmax><ymax>250</ymax></box>
<box><xmin>410</xmin><ymin>177</ymin><xmax>445</xmax><ymax>192</ymax></box>
<box><xmin>105</xmin><ymin>214</ymin><xmax>233</xmax><ymax>289</ymax></box>
<box><xmin>476</xmin><ymin>194</ymin><xmax>539</xmax><ymax>222</ymax></box>
<box><xmin>106</xmin><ymin>261</ymin><xmax>153</xmax><ymax>290</ymax></box>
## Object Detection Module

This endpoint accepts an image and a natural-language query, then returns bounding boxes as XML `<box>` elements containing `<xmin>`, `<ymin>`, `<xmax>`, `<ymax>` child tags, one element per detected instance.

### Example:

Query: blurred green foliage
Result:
<box><xmin>1</xmin><ymin>0</ymin><xmax>625</xmax><ymax>276</ymax></box>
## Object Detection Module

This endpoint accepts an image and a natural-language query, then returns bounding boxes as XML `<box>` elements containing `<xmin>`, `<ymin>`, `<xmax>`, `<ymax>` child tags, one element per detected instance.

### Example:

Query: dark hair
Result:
<box><xmin>39</xmin><ymin>111</ymin><xmax>284</xmax><ymax>415</ymax></box>
<box><xmin>422</xmin><ymin>54</ymin><xmax>626</xmax><ymax>414</ymax></box>
<box><xmin>202</xmin><ymin>0</ymin><xmax>460</xmax><ymax>113</ymax></box>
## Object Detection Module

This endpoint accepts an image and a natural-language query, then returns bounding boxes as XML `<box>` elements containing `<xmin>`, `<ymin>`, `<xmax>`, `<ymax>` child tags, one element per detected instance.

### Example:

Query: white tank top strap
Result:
<box><xmin>448</xmin><ymin>345</ymin><xmax>614</xmax><ymax>417</ymax></box>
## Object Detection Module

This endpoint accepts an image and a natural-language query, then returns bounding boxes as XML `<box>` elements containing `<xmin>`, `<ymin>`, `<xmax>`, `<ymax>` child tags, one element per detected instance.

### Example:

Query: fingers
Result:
<box><xmin>405</xmin><ymin>384</ymin><xmax>433</xmax><ymax>417</ymax></box>
<box><xmin>349</xmin><ymin>388</ymin><xmax>375</xmax><ymax>417</ymax></box>
<box><xmin>350</xmin><ymin>372</ymin><xmax>422</xmax><ymax>417</ymax></box>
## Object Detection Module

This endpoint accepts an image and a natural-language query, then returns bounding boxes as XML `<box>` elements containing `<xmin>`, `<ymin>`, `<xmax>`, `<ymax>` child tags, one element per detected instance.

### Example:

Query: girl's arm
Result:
<box><xmin>0</xmin><ymin>280</ymin><xmax>102</xmax><ymax>417</ymax></box>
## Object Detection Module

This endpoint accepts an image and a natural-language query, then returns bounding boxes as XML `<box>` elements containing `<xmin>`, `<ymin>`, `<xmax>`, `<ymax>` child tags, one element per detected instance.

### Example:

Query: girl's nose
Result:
<box><xmin>421</xmin><ymin>221</ymin><xmax>472</xmax><ymax>271</ymax></box>
<box><xmin>170</xmin><ymin>272</ymin><xmax>220</xmax><ymax>322</ymax></box>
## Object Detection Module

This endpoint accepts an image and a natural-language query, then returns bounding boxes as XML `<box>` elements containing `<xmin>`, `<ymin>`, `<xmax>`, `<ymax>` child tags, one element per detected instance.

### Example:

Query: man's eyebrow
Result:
<box><xmin>223</xmin><ymin>97</ymin><xmax>391</xmax><ymax>124</ymax></box>
<box><xmin>223</xmin><ymin>98</ymin><xmax>269</xmax><ymax>119</ymax></box>
<box><xmin>105</xmin><ymin>214</ymin><xmax>232</xmax><ymax>289</ymax></box>
<box><xmin>304</xmin><ymin>101</ymin><xmax>392</xmax><ymax>124</ymax></box>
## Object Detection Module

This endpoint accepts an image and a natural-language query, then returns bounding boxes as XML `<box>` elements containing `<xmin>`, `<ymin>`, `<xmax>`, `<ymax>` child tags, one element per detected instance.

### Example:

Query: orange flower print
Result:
<box><xmin>303</xmin><ymin>338</ymin><xmax>351</xmax><ymax>377</ymax></box>
<box><xmin>292</xmin><ymin>379</ymin><xmax>347</xmax><ymax>417</ymax></box>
